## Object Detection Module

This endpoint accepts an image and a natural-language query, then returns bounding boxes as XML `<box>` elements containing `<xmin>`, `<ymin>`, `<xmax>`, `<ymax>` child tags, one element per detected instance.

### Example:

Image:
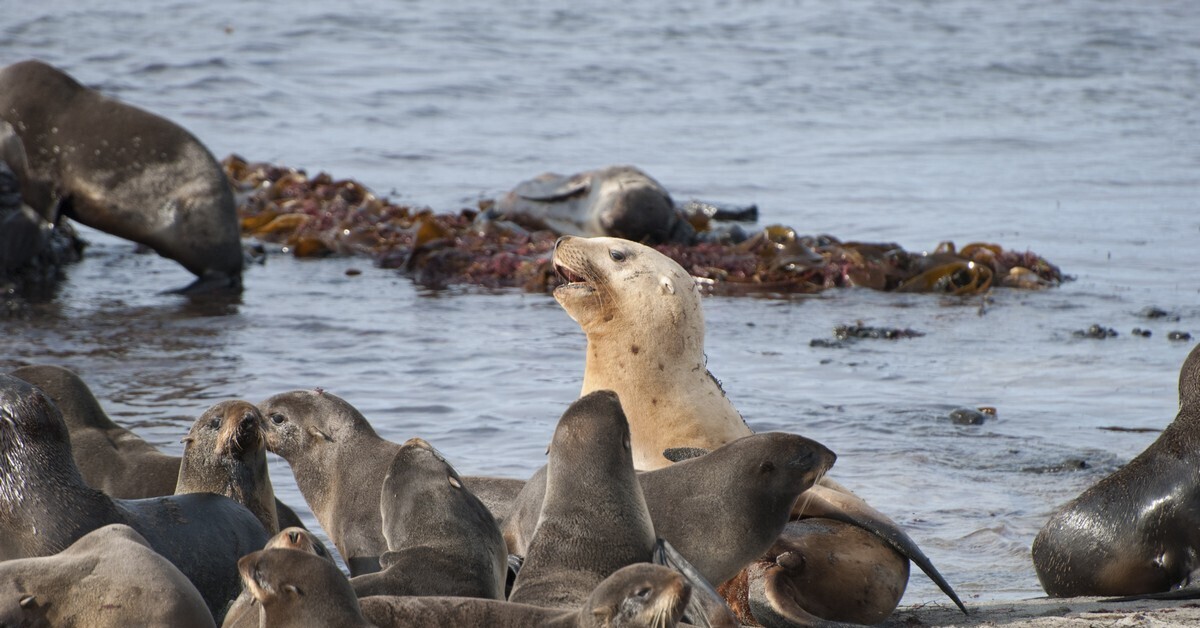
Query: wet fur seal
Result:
<box><xmin>0</xmin><ymin>59</ymin><xmax>243</xmax><ymax>293</ymax></box>
<box><xmin>350</xmin><ymin>437</ymin><xmax>507</xmax><ymax>599</ymax></box>
<box><xmin>10</xmin><ymin>364</ymin><xmax>307</xmax><ymax>530</ymax></box>
<box><xmin>552</xmin><ymin>235</ymin><xmax>967</xmax><ymax>615</ymax></box>
<box><xmin>0</xmin><ymin>523</ymin><xmax>216</xmax><ymax>628</ymax></box>
<box><xmin>491</xmin><ymin>165</ymin><xmax>695</xmax><ymax>245</ymax></box>
<box><xmin>222</xmin><ymin>527</ymin><xmax>333</xmax><ymax>628</ymax></box>
<box><xmin>508</xmin><ymin>390</ymin><xmax>656</xmax><ymax>609</ymax></box>
<box><xmin>0</xmin><ymin>374</ymin><xmax>269</xmax><ymax>623</ymax></box>
<box><xmin>176</xmin><ymin>399</ymin><xmax>280</xmax><ymax>534</ymax></box>
<box><xmin>259</xmin><ymin>387</ymin><xmax>520</xmax><ymax>576</ymax></box>
<box><xmin>1033</xmin><ymin>343</ymin><xmax>1200</xmax><ymax>596</ymax></box>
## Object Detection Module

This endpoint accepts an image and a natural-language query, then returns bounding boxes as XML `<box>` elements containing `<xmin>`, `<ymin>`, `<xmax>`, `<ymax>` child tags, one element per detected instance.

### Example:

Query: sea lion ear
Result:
<box><xmin>660</xmin><ymin>275</ymin><xmax>675</xmax><ymax>295</ymax></box>
<box><xmin>19</xmin><ymin>595</ymin><xmax>36</xmax><ymax>609</ymax></box>
<box><xmin>283</xmin><ymin>584</ymin><xmax>301</xmax><ymax>596</ymax></box>
<box><xmin>307</xmin><ymin>427</ymin><xmax>333</xmax><ymax>443</ymax></box>
<box><xmin>663</xmin><ymin>446</ymin><xmax>709</xmax><ymax>463</ymax></box>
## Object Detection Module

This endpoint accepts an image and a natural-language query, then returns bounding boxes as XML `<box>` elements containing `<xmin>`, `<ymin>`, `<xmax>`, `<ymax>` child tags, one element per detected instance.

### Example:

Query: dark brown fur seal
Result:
<box><xmin>508</xmin><ymin>390</ymin><xmax>656</xmax><ymax>609</ymax></box>
<box><xmin>350</xmin><ymin>437</ymin><xmax>507</xmax><ymax>599</ymax></box>
<box><xmin>0</xmin><ymin>59</ymin><xmax>243</xmax><ymax>293</ymax></box>
<box><xmin>1033</xmin><ymin>343</ymin><xmax>1200</xmax><ymax>596</ymax></box>
<box><xmin>0</xmin><ymin>524</ymin><xmax>215</xmax><ymax>628</ymax></box>
<box><xmin>0</xmin><ymin>374</ymin><xmax>268</xmax><ymax>623</ymax></box>
<box><xmin>10</xmin><ymin>364</ymin><xmax>307</xmax><ymax>530</ymax></box>
<box><xmin>176</xmin><ymin>399</ymin><xmax>280</xmax><ymax>534</ymax></box>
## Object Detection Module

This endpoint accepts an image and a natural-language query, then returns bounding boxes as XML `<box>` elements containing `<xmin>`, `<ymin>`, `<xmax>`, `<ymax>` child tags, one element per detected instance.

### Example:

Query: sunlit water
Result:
<box><xmin>3</xmin><ymin>0</ymin><xmax>1199</xmax><ymax>607</ymax></box>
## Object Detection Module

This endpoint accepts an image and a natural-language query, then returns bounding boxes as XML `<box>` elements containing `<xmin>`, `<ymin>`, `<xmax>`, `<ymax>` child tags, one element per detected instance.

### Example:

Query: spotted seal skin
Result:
<box><xmin>176</xmin><ymin>400</ymin><xmax>280</xmax><ymax>535</ymax></box>
<box><xmin>508</xmin><ymin>390</ymin><xmax>656</xmax><ymax>610</ymax></box>
<box><xmin>491</xmin><ymin>165</ymin><xmax>695</xmax><ymax>245</ymax></box>
<box><xmin>0</xmin><ymin>59</ymin><xmax>243</xmax><ymax>293</ymax></box>
<box><xmin>0</xmin><ymin>524</ymin><xmax>215</xmax><ymax>628</ymax></box>
<box><xmin>1033</xmin><ymin>343</ymin><xmax>1200</xmax><ymax>596</ymax></box>
<box><xmin>0</xmin><ymin>374</ymin><xmax>269</xmax><ymax>623</ymax></box>
<box><xmin>350</xmin><ymin>438</ymin><xmax>507</xmax><ymax>599</ymax></box>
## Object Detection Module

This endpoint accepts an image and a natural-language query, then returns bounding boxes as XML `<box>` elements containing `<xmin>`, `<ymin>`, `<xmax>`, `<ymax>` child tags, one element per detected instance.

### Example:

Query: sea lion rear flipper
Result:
<box><xmin>746</xmin><ymin>561</ymin><xmax>859</xmax><ymax>628</ymax></box>
<box><xmin>799</xmin><ymin>484</ymin><xmax>969</xmax><ymax>615</ymax></box>
<box><xmin>513</xmin><ymin>172</ymin><xmax>591</xmax><ymax>202</ymax></box>
<box><xmin>653</xmin><ymin>538</ymin><xmax>739</xmax><ymax>628</ymax></box>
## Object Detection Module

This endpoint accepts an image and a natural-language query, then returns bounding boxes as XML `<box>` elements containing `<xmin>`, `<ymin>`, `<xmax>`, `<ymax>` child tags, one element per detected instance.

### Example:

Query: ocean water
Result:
<box><xmin>2</xmin><ymin>0</ymin><xmax>1199</xmax><ymax>607</ymax></box>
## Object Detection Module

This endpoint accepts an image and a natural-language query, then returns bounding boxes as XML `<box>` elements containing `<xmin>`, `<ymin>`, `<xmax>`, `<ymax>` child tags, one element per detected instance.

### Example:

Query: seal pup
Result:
<box><xmin>238</xmin><ymin>548</ymin><xmax>372</xmax><ymax>628</ymax></box>
<box><xmin>350</xmin><ymin>437</ymin><xmax>507</xmax><ymax>599</ymax></box>
<box><xmin>0</xmin><ymin>374</ymin><xmax>269</xmax><ymax>622</ymax></box>
<box><xmin>259</xmin><ymin>387</ymin><xmax>521</xmax><ymax>576</ymax></box>
<box><xmin>552</xmin><ymin>235</ymin><xmax>966</xmax><ymax>611</ymax></box>
<box><xmin>490</xmin><ymin>165</ymin><xmax>695</xmax><ymax>245</ymax></box>
<box><xmin>1033</xmin><ymin>343</ymin><xmax>1200</xmax><ymax>596</ymax></box>
<box><xmin>222</xmin><ymin>527</ymin><xmax>334</xmax><ymax>628</ymax></box>
<box><xmin>0</xmin><ymin>59</ymin><xmax>243</xmax><ymax>293</ymax></box>
<box><xmin>508</xmin><ymin>390</ymin><xmax>656</xmax><ymax>609</ymax></box>
<box><xmin>0</xmin><ymin>524</ymin><xmax>215</xmax><ymax>628</ymax></box>
<box><xmin>176</xmin><ymin>399</ymin><xmax>280</xmax><ymax>534</ymax></box>
<box><xmin>10</xmin><ymin>364</ymin><xmax>308</xmax><ymax>530</ymax></box>
<box><xmin>504</xmin><ymin>432</ymin><xmax>836</xmax><ymax>586</ymax></box>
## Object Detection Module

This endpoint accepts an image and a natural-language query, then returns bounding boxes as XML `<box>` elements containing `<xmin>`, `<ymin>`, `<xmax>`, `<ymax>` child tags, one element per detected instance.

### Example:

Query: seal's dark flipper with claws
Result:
<box><xmin>653</xmin><ymin>538</ymin><xmax>739</xmax><ymax>628</ymax></box>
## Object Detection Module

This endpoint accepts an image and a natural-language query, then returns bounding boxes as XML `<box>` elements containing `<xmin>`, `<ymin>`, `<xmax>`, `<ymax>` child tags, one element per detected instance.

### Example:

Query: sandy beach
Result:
<box><xmin>884</xmin><ymin>596</ymin><xmax>1200</xmax><ymax>627</ymax></box>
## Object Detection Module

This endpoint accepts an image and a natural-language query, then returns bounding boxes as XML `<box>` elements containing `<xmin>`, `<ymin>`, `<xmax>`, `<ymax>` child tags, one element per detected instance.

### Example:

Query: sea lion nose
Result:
<box><xmin>554</xmin><ymin>235</ymin><xmax>571</xmax><ymax>252</ymax></box>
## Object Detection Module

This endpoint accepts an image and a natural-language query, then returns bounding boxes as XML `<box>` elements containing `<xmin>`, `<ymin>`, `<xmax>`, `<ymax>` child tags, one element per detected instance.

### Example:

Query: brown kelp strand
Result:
<box><xmin>223</xmin><ymin>156</ymin><xmax>1065</xmax><ymax>296</ymax></box>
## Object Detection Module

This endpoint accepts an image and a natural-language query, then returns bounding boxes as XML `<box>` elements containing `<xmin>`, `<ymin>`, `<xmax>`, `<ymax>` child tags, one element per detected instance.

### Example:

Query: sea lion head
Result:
<box><xmin>266</xmin><ymin>527</ymin><xmax>335</xmax><ymax>563</ymax></box>
<box><xmin>552</xmin><ymin>236</ymin><xmax>701</xmax><ymax>349</ymax></box>
<box><xmin>380</xmin><ymin>437</ymin><xmax>472</xmax><ymax>548</ymax></box>
<box><xmin>1179</xmin><ymin>342</ymin><xmax>1200</xmax><ymax>410</ymax></box>
<box><xmin>549</xmin><ymin>390</ymin><xmax>632</xmax><ymax>473</ymax></box>
<box><xmin>0</xmin><ymin>374</ymin><xmax>75</xmax><ymax>471</ymax></box>
<box><xmin>239</xmin><ymin>548</ymin><xmax>364</xmax><ymax>625</ymax></box>
<box><xmin>591</xmin><ymin>167</ymin><xmax>689</xmax><ymax>245</ymax></box>
<box><xmin>584</xmin><ymin>563</ymin><xmax>691</xmax><ymax>628</ymax></box>
<box><xmin>258</xmin><ymin>389</ymin><xmax>376</xmax><ymax>463</ymax></box>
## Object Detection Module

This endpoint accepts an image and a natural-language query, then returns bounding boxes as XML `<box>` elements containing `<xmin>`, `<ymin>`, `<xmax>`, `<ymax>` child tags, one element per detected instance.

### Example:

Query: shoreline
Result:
<box><xmin>883</xmin><ymin>596</ymin><xmax>1200</xmax><ymax>627</ymax></box>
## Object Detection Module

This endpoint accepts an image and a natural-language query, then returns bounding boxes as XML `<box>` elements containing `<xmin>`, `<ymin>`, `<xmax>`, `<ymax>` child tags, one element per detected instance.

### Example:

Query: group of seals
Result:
<box><xmin>1033</xmin><ymin>343</ymin><xmax>1200</xmax><ymax>596</ymax></box>
<box><xmin>0</xmin><ymin>59</ymin><xmax>243</xmax><ymax>294</ymax></box>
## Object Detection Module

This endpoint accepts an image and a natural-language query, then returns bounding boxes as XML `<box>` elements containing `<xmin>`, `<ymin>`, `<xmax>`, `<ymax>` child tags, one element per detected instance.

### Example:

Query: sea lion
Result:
<box><xmin>258</xmin><ymin>387</ymin><xmax>521</xmax><ymax>576</ymax></box>
<box><xmin>0</xmin><ymin>59</ymin><xmax>243</xmax><ymax>293</ymax></box>
<box><xmin>1032</xmin><ymin>343</ymin><xmax>1200</xmax><ymax>596</ymax></box>
<box><xmin>508</xmin><ymin>390</ymin><xmax>656</xmax><ymax>609</ymax></box>
<box><xmin>222</xmin><ymin>527</ymin><xmax>334</xmax><ymax>628</ymax></box>
<box><xmin>176</xmin><ymin>399</ymin><xmax>280</xmax><ymax>534</ymax></box>
<box><xmin>350</xmin><ymin>437</ymin><xmax>507</xmax><ymax>599</ymax></box>
<box><xmin>489</xmin><ymin>165</ymin><xmax>695</xmax><ymax>245</ymax></box>
<box><xmin>238</xmin><ymin>548</ymin><xmax>370</xmax><ymax>628</ymax></box>
<box><xmin>0</xmin><ymin>374</ymin><xmax>269</xmax><ymax>622</ymax></box>
<box><xmin>551</xmin><ymin>235</ymin><xmax>967</xmax><ymax>615</ymax></box>
<box><xmin>10</xmin><ymin>364</ymin><xmax>308</xmax><ymax>529</ymax></box>
<box><xmin>0</xmin><ymin>523</ymin><xmax>216</xmax><ymax>628</ymax></box>
<box><xmin>503</xmin><ymin>432</ymin><xmax>837</xmax><ymax>588</ymax></box>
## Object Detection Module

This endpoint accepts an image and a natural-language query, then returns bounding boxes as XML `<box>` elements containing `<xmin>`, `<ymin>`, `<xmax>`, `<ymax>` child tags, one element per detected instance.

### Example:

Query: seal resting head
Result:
<box><xmin>552</xmin><ymin>235</ymin><xmax>751</xmax><ymax>470</ymax></box>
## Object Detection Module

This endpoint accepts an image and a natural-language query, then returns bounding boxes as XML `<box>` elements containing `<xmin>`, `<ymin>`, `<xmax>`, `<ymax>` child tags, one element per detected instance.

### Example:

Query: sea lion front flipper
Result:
<box><xmin>798</xmin><ymin>483</ymin><xmax>968</xmax><ymax>615</ymax></box>
<box><xmin>653</xmin><ymin>538</ymin><xmax>738</xmax><ymax>628</ymax></box>
<box><xmin>513</xmin><ymin>172</ymin><xmax>591</xmax><ymax>202</ymax></box>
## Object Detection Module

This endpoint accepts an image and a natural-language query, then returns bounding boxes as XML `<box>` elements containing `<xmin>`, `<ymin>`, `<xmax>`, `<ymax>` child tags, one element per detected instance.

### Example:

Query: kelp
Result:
<box><xmin>224</xmin><ymin>156</ymin><xmax>1064</xmax><ymax>296</ymax></box>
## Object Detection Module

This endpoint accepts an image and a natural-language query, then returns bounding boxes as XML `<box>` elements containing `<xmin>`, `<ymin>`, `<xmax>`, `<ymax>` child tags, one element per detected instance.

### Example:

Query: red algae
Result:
<box><xmin>223</xmin><ymin>156</ymin><xmax>1064</xmax><ymax>296</ymax></box>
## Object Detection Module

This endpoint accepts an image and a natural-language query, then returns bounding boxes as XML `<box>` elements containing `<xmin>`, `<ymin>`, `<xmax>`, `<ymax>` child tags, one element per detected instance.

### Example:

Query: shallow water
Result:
<box><xmin>3</xmin><ymin>0</ymin><xmax>1199</xmax><ymax>607</ymax></box>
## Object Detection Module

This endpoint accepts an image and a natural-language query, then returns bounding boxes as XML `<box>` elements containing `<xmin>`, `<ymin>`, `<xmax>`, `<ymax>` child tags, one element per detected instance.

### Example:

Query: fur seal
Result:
<box><xmin>0</xmin><ymin>523</ymin><xmax>216</xmax><ymax>628</ymax></box>
<box><xmin>259</xmin><ymin>387</ymin><xmax>520</xmax><ymax>576</ymax></box>
<box><xmin>10</xmin><ymin>364</ymin><xmax>307</xmax><ymax>530</ymax></box>
<box><xmin>1032</xmin><ymin>343</ymin><xmax>1200</xmax><ymax>596</ymax></box>
<box><xmin>350</xmin><ymin>437</ymin><xmax>507</xmax><ymax>599</ymax></box>
<box><xmin>0</xmin><ymin>59</ymin><xmax>243</xmax><ymax>293</ymax></box>
<box><xmin>176</xmin><ymin>399</ymin><xmax>280</xmax><ymax>534</ymax></box>
<box><xmin>0</xmin><ymin>374</ymin><xmax>269</xmax><ymax>622</ymax></box>
<box><xmin>508</xmin><ymin>390</ymin><xmax>656</xmax><ymax>609</ymax></box>
<box><xmin>222</xmin><ymin>527</ymin><xmax>334</xmax><ymax>628</ymax></box>
<box><xmin>238</xmin><ymin>548</ymin><xmax>370</xmax><ymax>628</ymax></box>
<box><xmin>490</xmin><ymin>165</ymin><xmax>694</xmax><ymax>245</ymax></box>
<box><xmin>552</xmin><ymin>235</ymin><xmax>967</xmax><ymax>615</ymax></box>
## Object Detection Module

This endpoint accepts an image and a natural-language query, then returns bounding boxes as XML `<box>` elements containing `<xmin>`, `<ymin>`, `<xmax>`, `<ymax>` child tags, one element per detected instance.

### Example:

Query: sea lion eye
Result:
<box><xmin>635</xmin><ymin>586</ymin><xmax>652</xmax><ymax>598</ymax></box>
<box><xmin>270</xmin><ymin>413</ymin><xmax>286</xmax><ymax>425</ymax></box>
<box><xmin>209</xmin><ymin>418</ymin><xmax>221</xmax><ymax>429</ymax></box>
<box><xmin>610</xmin><ymin>249</ymin><xmax>626</xmax><ymax>262</ymax></box>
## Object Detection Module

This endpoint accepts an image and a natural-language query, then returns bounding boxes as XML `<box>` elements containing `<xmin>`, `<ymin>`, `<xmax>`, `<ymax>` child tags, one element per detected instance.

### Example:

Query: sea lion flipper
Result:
<box><xmin>653</xmin><ymin>538</ymin><xmax>739</xmax><ymax>628</ymax></box>
<box><xmin>513</xmin><ymin>172</ymin><xmax>590</xmax><ymax>202</ymax></box>
<box><xmin>801</xmin><ymin>485</ymin><xmax>968</xmax><ymax>615</ymax></box>
<box><xmin>663</xmin><ymin>446</ymin><xmax>710</xmax><ymax>463</ymax></box>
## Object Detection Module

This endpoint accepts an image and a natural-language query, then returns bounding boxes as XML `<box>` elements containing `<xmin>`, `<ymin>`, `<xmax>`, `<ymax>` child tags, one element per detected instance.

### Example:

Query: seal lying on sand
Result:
<box><xmin>10</xmin><ymin>364</ymin><xmax>307</xmax><ymax>530</ymax></box>
<box><xmin>0</xmin><ymin>374</ymin><xmax>268</xmax><ymax>623</ymax></box>
<box><xmin>551</xmin><ymin>235</ymin><xmax>967</xmax><ymax>618</ymax></box>
<box><xmin>489</xmin><ymin>165</ymin><xmax>696</xmax><ymax>245</ymax></box>
<box><xmin>0</xmin><ymin>524</ymin><xmax>216</xmax><ymax>628</ymax></box>
<box><xmin>508</xmin><ymin>391</ymin><xmax>656</xmax><ymax>609</ymax></box>
<box><xmin>0</xmin><ymin>59</ymin><xmax>243</xmax><ymax>293</ymax></box>
<box><xmin>240</xmin><ymin>547</ymin><xmax>692</xmax><ymax>628</ymax></box>
<box><xmin>350</xmin><ymin>438</ymin><xmax>507</xmax><ymax>599</ymax></box>
<box><xmin>1033</xmin><ymin>343</ymin><xmax>1200</xmax><ymax>596</ymax></box>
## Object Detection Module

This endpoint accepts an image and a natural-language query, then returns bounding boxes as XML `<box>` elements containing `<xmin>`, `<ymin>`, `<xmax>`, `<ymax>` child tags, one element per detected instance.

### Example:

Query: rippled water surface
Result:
<box><xmin>3</xmin><ymin>0</ymin><xmax>1199</xmax><ymax>606</ymax></box>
